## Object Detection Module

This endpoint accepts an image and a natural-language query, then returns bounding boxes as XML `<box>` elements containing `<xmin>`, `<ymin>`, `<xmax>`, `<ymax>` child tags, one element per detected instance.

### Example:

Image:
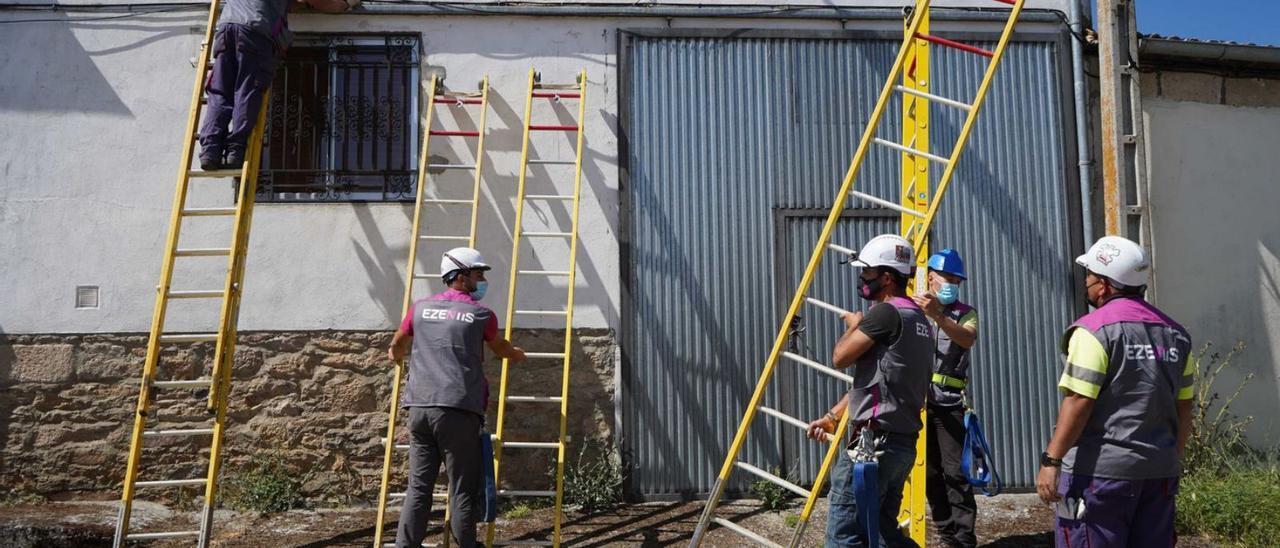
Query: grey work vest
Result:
<box><xmin>218</xmin><ymin>0</ymin><xmax>293</xmax><ymax>51</ymax></box>
<box><xmin>847</xmin><ymin>297</ymin><xmax>935</xmax><ymax>436</ymax></box>
<box><xmin>402</xmin><ymin>295</ymin><xmax>494</xmax><ymax>416</ymax></box>
<box><xmin>929</xmin><ymin>302</ymin><xmax>976</xmax><ymax>409</ymax></box>
<box><xmin>1061</xmin><ymin>296</ymin><xmax>1193</xmax><ymax>480</ymax></box>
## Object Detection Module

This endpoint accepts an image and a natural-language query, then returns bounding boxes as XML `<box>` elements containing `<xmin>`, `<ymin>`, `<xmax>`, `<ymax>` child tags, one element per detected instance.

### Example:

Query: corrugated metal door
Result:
<box><xmin>621</xmin><ymin>29</ymin><xmax>1080</xmax><ymax>499</ymax></box>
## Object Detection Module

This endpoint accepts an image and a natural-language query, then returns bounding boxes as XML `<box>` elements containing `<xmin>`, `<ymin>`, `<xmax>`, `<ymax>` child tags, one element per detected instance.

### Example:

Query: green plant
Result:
<box><xmin>1184</xmin><ymin>341</ymin><xmax>1254</xmax><ymax>475</ymax></box>
<box><xmin>750</xmin><ymin>467</ymin><xmax>794</xmax><ymax>512</ymax></box>
<box><xmin>0</xmin><ymin>488</ymin><xmax>44</xmax><ymax>507</ymax></box>
<box><xmin>221</xmin><ymin>453</ymin><xmax>311</xmax><ymax>513</ymax></box>
<box><xmin>1177</xmin><ymin>465</ymin><xmax>1280</xmax><ymax>546</ymax></box>
<box><xmin>784</xmin><ymin>513</ymin><xmax>800</xmax><ymax>529</ymax></box>
<box><xmin>503</xmin><ymin>502</ymin><xmax>536</xmax><ymax>519</ymax></box>
<box><xmin>558</xmin><ymin>439</ymin><xmax>625</xmax><ymax>514</ymax></box>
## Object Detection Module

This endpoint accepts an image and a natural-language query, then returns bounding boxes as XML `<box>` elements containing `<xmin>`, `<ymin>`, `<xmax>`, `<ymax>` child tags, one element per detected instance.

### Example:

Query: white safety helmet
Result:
<box><xmin>1075</xmin><ymin>235</ymin><xmax>1149</xmax><ymax>288</ymax></box>
<box><xmin>441</xmin><ymin>247</ymin><xmax>491</xmax><ymax>281</ymax></box>
<box><xmin>851</xmin><ymin>234</ymin><xmax>915</xmax><ymax>275</ymax></box>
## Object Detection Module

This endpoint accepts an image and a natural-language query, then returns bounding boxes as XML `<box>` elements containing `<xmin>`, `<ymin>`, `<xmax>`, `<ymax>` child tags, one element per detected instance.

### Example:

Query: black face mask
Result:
<box><xmin>858</xmin><ymin>274</ymin><xmax>883</xmax><ymax>301</ymax></box>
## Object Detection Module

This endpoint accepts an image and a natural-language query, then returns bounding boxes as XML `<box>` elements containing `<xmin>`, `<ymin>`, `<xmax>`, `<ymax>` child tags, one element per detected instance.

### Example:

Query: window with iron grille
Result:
<box><xmin>255</xmin><ymin>35</ymin><xmax>420</xmax><ymax>202</ymax></box>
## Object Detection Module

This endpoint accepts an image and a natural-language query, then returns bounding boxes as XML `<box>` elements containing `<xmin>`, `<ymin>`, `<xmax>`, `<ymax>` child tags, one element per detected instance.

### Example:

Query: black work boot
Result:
<box><xmin>199</xmin><ymin>145</ymin><xmax>223</xmax><ymax>171</ymax></box>
<box><xmin>223</xmin><ymin>149</ymin><xmax>245</xmax><ymax>171</ymax></box>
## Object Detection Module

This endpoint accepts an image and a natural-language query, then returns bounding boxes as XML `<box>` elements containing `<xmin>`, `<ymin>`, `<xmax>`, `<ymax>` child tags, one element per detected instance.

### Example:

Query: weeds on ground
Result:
<box><xmin>503</xmin><ymin>502</ymin><xmax>537</xmax><ymax>519</ymax></box>
<box><xmin>750</xmin><ymin>466</ymin><xmax>796</xmax><ymax>512</ymax></box>
<box><xmin>784</xmin><ymin>513</ymin><xmax>801</xmax><ymax>529</ymax></box>
<box><xmin>0</xmin><ymin>487</ymin><xmax>45</xmax><ymax>507</ymax></box>
<box><xmin>558</xmin><ymin>438</ymin><xmax>625</xmax><ymax>514</ymax></box>
<box><xmin>1174</xmin><ymin>341</ymin><xmax>1280</xmax><ymax>546</ymax></box>
<box><xmin>221</xmin><ymin>452</ymin><xmax>311</xmax><ymax>513</ymax></box>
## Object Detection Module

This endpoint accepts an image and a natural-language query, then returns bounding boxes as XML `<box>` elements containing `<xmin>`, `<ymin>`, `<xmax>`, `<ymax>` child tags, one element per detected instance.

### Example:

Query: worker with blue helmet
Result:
<box><xmin>914</xmin><ymin>248</ymin><xmax>981</xmax><ymax>548</ymax></box>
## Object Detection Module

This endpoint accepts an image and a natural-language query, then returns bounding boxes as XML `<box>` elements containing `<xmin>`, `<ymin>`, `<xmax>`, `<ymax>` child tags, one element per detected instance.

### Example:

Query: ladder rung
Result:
<box><xmin>423</xmin><ymin>199</ymin><xmax>476</xmax><ymax>205</ymax></box>
<box><xmin>151</xmin><ymin>378</ymin><xmax>212</xmax><ymax>389</ymax></box>
<box><xmin>527</xmin><ymin>160</ymin><xmax>576</xmax><ymax>166</ymax></box>
<box><xmin>158</xmin><ymin>333</ymin><xmax>218</xmax><ymax>344</ymax></box>
<box><xmin>532</xmin><ymin>92</ymin><xmax>581</xmax><ymax>99</ymax></box>
<box><xmin>387</xmin><ymin>492</ymin><xmax>450</xmax><ymax>500</ymax></box>
<box><xmin>915</xmin><ymin>32</ymin><xmax>995</xmax><ymax>58</ymax></box>
<box><xmin>435</xmin><ymin>97</ymin><xmax>484</xmax><ymax>105</ymax></box>
<box><xmin>523</xmin><ymin>194</ymin><xmax>575</xmax><ymax>201</ymax></box>
<box><xmin>514</xmin><ymin>310</ymin><xmax>568</xmax><ymax>316</ymax></box>
<box><xmin>873</xmin><ymin>138</ymin><xmax>950</xmax><ymax>165</ymax></box>
<box><xmin>827</xmin><ymin>243</ymin><xmax>857</xmax><ymax>256</ymax></box>
<box><xmin>187</xmin><ymin>169</ymin><xmax>242</xmax><ymax>178</ymax></box>
<box><xmin>781</xmin><ymin>352</ymin><xmax>854</xmax><ymax>384</ymax></box>
<box><xmin>992</xmin><ymin>0</ymin><xmax>1016</xmax><ymax>4</ymax></box>
<box><xmin>167</xmin><ymin>290</ymin><xmax>223</xmax><ymax>299</ymax></box>
<box><xmin>535</xmin><ymin>82</ymin><xmax>580</xmax><ymax>90</ymax></box>
<box><xmin>126</xmin><ymin>531</ymin><xmax>201</xmax><ymax>540</ymax></box>
<box><xmin>710</xmin><ymin>517</ymin><xmax>784</xmax><ymax>548</ymax></box>
<box><xmin>505</xmin><ymin>395</ymin><xmax>563</xmax><ymax>403</ymax></box>
<box><xmin>518</xmin><ymin>270</ymin><xmax>572</xmax><ymax>276</ymax></box>
<box><xmin>429</xmin><ymin>130</ymin><xmax>481</xmax><ymax>137</ymax></box>
<box><xmin>413</xmin><ymin>272</ymin><xmax>445</xmax><ymax>279</ymax></box>
<box><xmin>427</xmin><ymin>163</ymin><xmax>477</xmax><ymax>170</ymax></box>
<box><xmin>135</xmin><ymin>478</ymin><xmax>207</xmax><ymax>488</ymax></box>
<box><xmin>501</xmin><ymin>441</ymin><xmax>560</xmax><ymax>449</ymax></box>
<box><xmin>522</xmin><ymin>231</ymin><xmax>573</xmax><ymax>238</ymax></box>
<box><xmin>524</xmin><ymin>352</ymin><xmax>567</xmax><ymax>359</ymax></box>
<box><xmin>492</xmin><ymin>542</ymin><xmax>554</xmax><ymax>547</ymax></box>
<box><xmin>498</xmin><ymin>489</ymin><xmax>557</xmax><ymax>497</ymax></box>
<box><xmin>174</xmin><ymin>248</ymin><xmax>231</xmax><ymax>257</ymax></box>
<box><xmin>804</xmin><ymin>297</ymin><xmax>851</xmax><ymax>317</ymax></box>
<box><xmin>734</xmin><ymin>462</ymin><xmax>810</xmax><ymax>499</ymax></box>
<box><xmin>849</xmin><ymin>190</ymin><xmax>926</xmax><ymax>218</ymax></box>
<box><xmin>143</xmin><ymin>428</ymin><xmax>214</xmax><ymax>438</ymax></box>
<box><xmin>180</xmin><ymin>207</ymin><xmax>237</xmax><ymax>217</ymax></box>
<box><xmin>529</xmin><ymin>125</ymin><xmax>579</xmax><ymax>132</ymax></box>
<box><xmin>893</xmin><ymin>85</ymin><xmax>973</xmax><ymax>111</ymax></box>
<box><xmin>420</xmin><ymin>235</ymin><xmax>471</xmax><ymax>241</ymax></box>
<box><xmin>758</xmin><ymin>406</ymin><xmax>812</xmax><ymax>432</ymax></box>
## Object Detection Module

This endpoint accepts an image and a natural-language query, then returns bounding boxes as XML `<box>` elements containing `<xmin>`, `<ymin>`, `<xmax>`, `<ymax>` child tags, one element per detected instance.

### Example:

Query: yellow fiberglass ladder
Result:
<box><xmin>485</xmin><ymin>68</ymin><xmax>588</xmax><ymax>548</ymax></box>
<box><xmin>688</xmin><ymin>1</ymin><xmax>1024</xmax><ymax>546</ymax></box>
<box><xmin>373</xmin><ymin>74</ymin><xmax>492</xmax><ymax>548</ymax></box>
<box><xmin>113</xmin><ymin>0</ymin><xmax>271</xmax><ymax>546</ymax></box>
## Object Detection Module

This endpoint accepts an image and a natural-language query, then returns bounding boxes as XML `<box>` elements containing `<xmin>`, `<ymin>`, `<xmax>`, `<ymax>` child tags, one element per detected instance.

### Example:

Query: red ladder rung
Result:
<box><xmin>435</xmin><ymin>97</ymin><xmax>484</xmax><ymax>105</ymax></box>
<box><xmin>429</xmin><ymin>130</ymin><xmax>481</xmax><ymax>137</ymax></box>
<box><xmin>529</xmin><ymin>125</ymin><xmax>580</xmax><ymax>132</ymax></box>
<box><xmin>532</xmin><ymin>92</ymin><xmax>581</xmax><ymax>99</ymax></box>
<box><xmin>991</xmin><ymin>0</ymin><xmax>1016</xmax><ymax>4</ymax></box>
<box><xmin>915</xmin><ymin>33</ymin><xmax>995</xmax><ymax>58</ymax></box>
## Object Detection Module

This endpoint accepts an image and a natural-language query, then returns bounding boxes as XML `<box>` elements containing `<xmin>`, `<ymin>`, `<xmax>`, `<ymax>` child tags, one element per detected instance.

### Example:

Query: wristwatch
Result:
<box><xmin>1040</xmin><ymin>451</ymin><xmax>1063</xmax><ymax>468</ymax></box>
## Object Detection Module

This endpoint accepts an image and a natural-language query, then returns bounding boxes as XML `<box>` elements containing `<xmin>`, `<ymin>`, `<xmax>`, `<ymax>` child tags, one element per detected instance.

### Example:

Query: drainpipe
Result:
<box><xmin>1070</xmin><ymin>0</ymin><xmax>1094</xmax><ymax>245</ymax></box>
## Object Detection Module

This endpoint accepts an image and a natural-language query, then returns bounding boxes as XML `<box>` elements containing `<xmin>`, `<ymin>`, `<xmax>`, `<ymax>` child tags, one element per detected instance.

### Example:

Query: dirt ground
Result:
<box><xmin>1</xmin><ymin>493</ymin><xmax>1220</xmax><ymax>547</ymax></box>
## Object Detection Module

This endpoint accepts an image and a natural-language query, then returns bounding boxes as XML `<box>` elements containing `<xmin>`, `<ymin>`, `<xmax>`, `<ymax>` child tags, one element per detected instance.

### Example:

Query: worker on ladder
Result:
<box><xmin>913</xmin><ymin>249</ymin><xmax>979</xmax><ymax>548</ymax></box>
<box><xmin>197</xmin><ymin>0</ymin><xmax>357</xmax><ymax>171</ymax></box>
<box><xmin>387</xmin><ymin>248</ymin><xmax>526</xmax><ymax>548</ymax></box>
<box><xmin>806</xmin><ymin>234</ymin><xmax>933</xmax><ymax>547</ymax></box>
<box><xmin>1036</xmin><ymin>236</ymin><xmax>1194</xmax><ymax>548</ymax></box>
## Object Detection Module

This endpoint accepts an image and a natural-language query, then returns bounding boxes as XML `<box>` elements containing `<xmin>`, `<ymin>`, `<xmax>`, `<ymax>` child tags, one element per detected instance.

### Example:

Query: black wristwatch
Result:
<box><xmin>1040</xmin><ymin>451</ymin><xmax>1063</xmax><ymax>468</ymax></box>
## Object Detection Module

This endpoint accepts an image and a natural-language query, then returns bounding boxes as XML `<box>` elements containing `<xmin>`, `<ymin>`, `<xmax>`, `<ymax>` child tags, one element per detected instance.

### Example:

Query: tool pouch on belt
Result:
<box><xmin>479</xmin><ymin>430</ymin><xmax>498</xmax><ymax>522</ymax></box>
<box><xmin>847</xmin><ymin>427</ymin><xmax>883</xmax><ymax>544</ymax></box>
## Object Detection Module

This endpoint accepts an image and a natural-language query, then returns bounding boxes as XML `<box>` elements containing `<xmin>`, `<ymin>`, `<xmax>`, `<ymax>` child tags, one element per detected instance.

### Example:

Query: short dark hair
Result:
<box><xmin>875</xmin><ymin>266</ymin><xmax>911</xmax><ymax>290</ymax></box>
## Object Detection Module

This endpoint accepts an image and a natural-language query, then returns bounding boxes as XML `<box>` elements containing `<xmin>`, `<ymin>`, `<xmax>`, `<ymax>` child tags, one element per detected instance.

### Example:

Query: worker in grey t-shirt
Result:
<box><xmin>388</xmin><ymin>247</ymin><xmax>525</xmax><ymax>548</ymax></box>
<box><xmin>806</xmin><ymin>234</ymin><xmax>934</xmax><ymax>548</ymax></box>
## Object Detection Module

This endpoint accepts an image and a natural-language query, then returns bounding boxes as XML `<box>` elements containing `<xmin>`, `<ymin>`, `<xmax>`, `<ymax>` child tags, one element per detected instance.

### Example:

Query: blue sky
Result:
<box><xmin>1097</xmin><ymin>0</ymin><xmax>1280</xmax><ymax>46</ymax></box>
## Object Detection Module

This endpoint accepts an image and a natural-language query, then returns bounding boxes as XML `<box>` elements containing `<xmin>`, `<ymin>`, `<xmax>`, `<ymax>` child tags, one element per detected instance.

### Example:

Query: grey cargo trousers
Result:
<box><xmin>395</xmin><ymin>407</ymin><xmax>482</xmax><ymax>548</ymax></box>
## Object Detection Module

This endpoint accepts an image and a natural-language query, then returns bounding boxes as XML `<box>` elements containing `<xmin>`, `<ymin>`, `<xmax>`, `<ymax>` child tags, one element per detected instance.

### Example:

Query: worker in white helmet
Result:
<box><xmin>388</xmin><ymin>247</ymin><xmax>525</xmax><ymax>548</ymax></box>
<box><xmin>806</xmin><ymin>234</ymin><xmax>934</xmax><ymax>547</ymax></box>
<box><xmin>1037</xmin><ymin>236</ymin><xmax>1193</xmax><ymax>548</ymax></box>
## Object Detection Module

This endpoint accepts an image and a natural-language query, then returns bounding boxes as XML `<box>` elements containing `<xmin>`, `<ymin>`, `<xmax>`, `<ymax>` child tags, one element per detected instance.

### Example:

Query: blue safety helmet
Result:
<box><xmin>927</xmin><ymin>248</ymin><xmax>967</xmax><ymax>280</ymax></box>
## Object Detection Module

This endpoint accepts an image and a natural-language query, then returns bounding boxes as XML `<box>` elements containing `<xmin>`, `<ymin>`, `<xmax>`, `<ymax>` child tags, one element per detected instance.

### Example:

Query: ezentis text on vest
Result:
<box><xmin>1124</xmin><ymin>344</ymin><xmax>1180</xmax><ymax>362</ymax></box>
<box><xmin>421</xmin><ymin>308</ymin><xmax>477</xmax><ymax>323</ymax></box>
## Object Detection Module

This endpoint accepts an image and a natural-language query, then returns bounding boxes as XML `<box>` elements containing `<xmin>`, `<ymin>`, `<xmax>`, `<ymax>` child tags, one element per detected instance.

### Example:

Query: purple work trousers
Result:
<box><xmin>198</xmin><ymin>23</ymin><xmax>277</xmax><ymax>160</ymax></box>
<box><xmin>1055</xmin><ymin>472</ymin><xmax>1178</xmax><ymax>548</ymax></box>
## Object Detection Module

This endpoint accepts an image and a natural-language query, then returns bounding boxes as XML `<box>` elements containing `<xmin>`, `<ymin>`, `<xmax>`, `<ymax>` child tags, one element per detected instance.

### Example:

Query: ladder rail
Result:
<box><xmin>467</xmin><ymin>76</ymin><xmax>491</xmax><ymax>249</ymax></box>
<box><xmin>373</xmin><ymin>73</ymin><xmax>440</xmax><ymax>548</ymax></box>
<box><xmin>689</xmin><ymin>4</ymin><xmax>931</xmax><ymax>544</ymax></box>
<box><xmin>113</xmin><ymin>1</ymin><xmax>224</xmax><ymax>544</ymax></box>
<box><xmin>487</xmin><ymin>68</ymin><xmax>538</xmax><ymax>548</ymax></box>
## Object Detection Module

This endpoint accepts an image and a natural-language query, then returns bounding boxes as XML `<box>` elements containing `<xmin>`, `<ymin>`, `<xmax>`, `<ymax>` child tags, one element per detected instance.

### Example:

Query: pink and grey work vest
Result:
<box><xmin>929</xmin><ymin>301</ymin><xmax>976</xmax><ymax>409</ymax></box>
<box><xmin>402</xmin><ymin>291</ymin><xmax>496</xmax><ymax>416</ymax></box>
<box><xmin>847</xmin><ymin>297</ymin><xmax>935</xmax><ymax>436</ymax></box>
<box><xmin>1060</xmin><ymin>296</ymin><xmax>1193</xmax><ymax>480</ymax></box>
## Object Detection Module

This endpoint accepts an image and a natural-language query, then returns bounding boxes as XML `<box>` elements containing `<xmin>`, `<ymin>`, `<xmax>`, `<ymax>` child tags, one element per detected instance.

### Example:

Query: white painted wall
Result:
<box><xmin>1145</xmin><ymin>98</ymin><xmax>1280</xmax><ymax>444</ymax></box>
<box><xmin>0</xmin><ymin>3</ymin><xmax>1067</xmax><ymax>335</ymax></box>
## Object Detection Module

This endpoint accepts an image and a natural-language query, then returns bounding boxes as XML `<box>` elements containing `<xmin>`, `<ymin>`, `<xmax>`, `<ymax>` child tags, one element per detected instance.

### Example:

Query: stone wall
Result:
<box><xmin>0</xmin><ymin>329</ymin><xmax>617</xmax><ymax>504</ymax></box>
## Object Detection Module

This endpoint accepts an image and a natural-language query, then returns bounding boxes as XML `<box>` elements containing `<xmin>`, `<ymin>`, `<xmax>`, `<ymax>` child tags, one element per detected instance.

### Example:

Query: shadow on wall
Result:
<box><xmin>0</xmin><ymin>11</ymin><xmax>199</xmax><ymax>115</ymax></box>
<box><xmin>0</xmin><ymin>325</ymin><xmax>14</xmax><ymax>490</ymax></box>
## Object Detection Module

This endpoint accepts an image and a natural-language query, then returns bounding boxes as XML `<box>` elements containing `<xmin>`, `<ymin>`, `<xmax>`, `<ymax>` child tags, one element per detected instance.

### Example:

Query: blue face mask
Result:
<box><xmin>471</xmin><ymin>280</ymin><xmax>488</xmax><ymax>300</ymax></box>
<box><xmin>937</xmin><ymin>282</ymin><xmax>960</xmax><ymax>305</ymax></box>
